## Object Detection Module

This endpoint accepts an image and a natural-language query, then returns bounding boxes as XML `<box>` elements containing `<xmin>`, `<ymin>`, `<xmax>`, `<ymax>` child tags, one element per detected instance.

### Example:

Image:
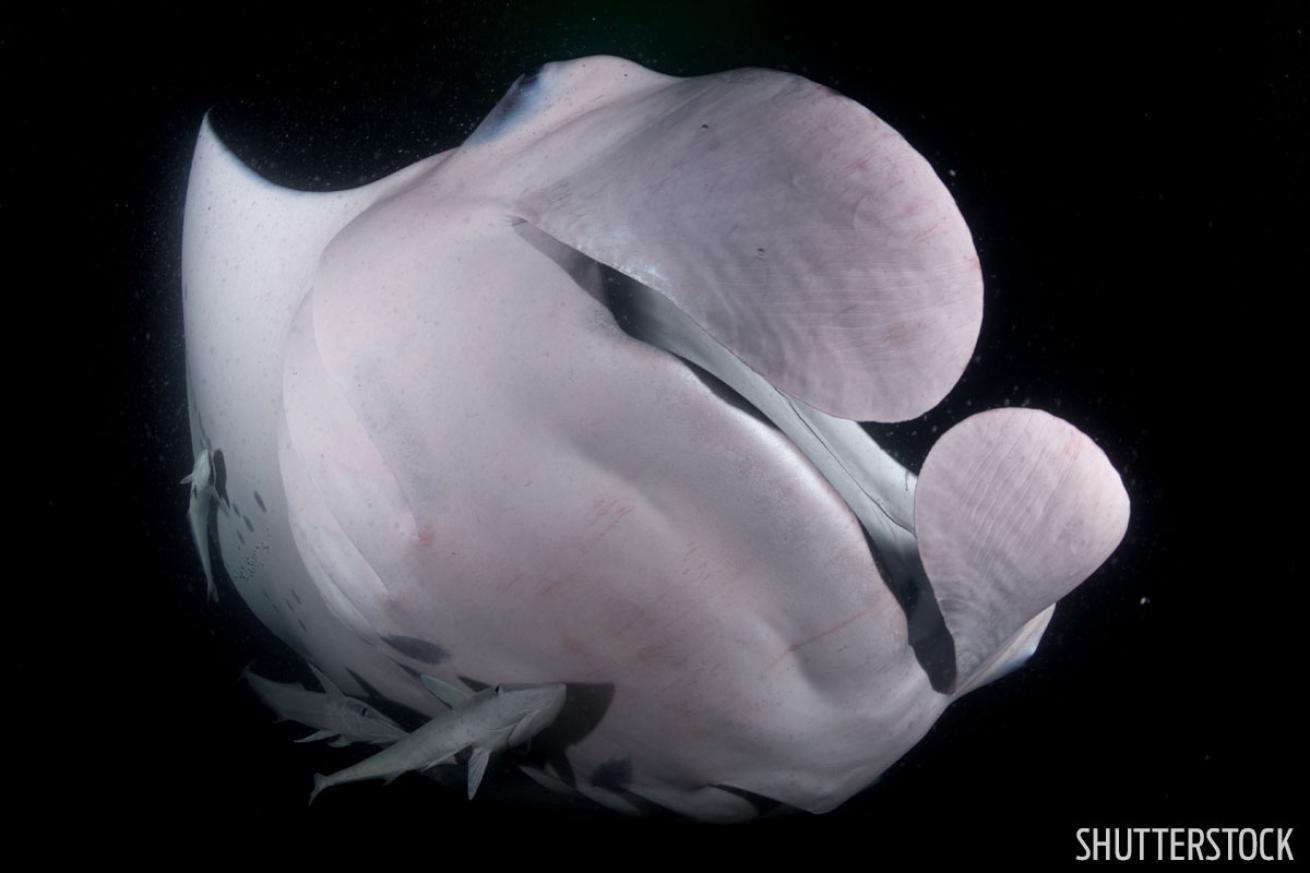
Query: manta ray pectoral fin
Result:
<box><xmin>186</xmin><ymin>113</ymin><xmax>457</xmax><ymax>635</ymax></box>
<box><xmin>914</xmin><ymin>408</ymin><xmax>1130</xmax><ymax>693</ymax></box>
<box><xmin>295</xmin><ymin>729</ymin><xmax>336</xmax><ymax>744</ymax></box>
<box><xmin>420</xmin><ymin>674</ymin><xmax>470</xmax><ymax>709</ymax></box>
<box><xmin>467</xmin><ymin>748</ymin><xmax>491</xmax><ymax>799</ymax></box>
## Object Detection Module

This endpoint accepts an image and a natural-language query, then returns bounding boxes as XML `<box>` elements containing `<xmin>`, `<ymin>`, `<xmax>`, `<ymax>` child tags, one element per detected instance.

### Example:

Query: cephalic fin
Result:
<box><xmin>295</xmin><ymin>729</ymin><xmax>336</xmax><ymax>744</ymax></box>
<box><xmin>914</xmin><ymin>408</ymin><xmax>1130</xmax><ymax>690</ymax></box>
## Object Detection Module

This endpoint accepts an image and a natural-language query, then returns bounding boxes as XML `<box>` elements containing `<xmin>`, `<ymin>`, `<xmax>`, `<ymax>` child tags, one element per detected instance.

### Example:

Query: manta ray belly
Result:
<box><xmin>279</xmin><ymin>190</ymin><xmax>947</xmax><ymax>816</ymax></box>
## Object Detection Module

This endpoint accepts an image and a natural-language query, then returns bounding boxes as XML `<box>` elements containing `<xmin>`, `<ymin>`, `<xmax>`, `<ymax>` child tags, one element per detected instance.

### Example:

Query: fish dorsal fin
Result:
<box><xmin>467</xmin><ymin>748</ymin><xmax>491</xmax><ymax>799</ymax></box>
<box><xmin>421</xmin><ymin>674</ymin><xmax>471</xmax><ymax>709</ymax></box>
<box><xmin>457</xmin><ymin>676</ymin><xmax>490</xmax><ymax>693</ymax></box>
<box><xmin>307</xmin><ymin>664</ymin><xmax>344</xmax><ymax>699</ymax></box>
<box><xmin>914</xmin><ymin>408</ymin><xmax>1130</xmax><ymax>691</ymax></box>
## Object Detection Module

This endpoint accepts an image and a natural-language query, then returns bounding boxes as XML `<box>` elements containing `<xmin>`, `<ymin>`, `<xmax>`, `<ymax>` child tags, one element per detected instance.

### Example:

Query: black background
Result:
<box><xmin>19</xmin><ymin>2</ymin><xmax>1306</xmax><ymax>864</ymax></box>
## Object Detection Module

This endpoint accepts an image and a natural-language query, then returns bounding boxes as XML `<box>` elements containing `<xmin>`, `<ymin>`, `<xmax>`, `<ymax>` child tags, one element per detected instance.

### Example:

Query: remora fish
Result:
<box><xmin>244</xmin><ymin>664</ymin><xmax>407</xmax><ymax>747</ymax></box>
<box><xmin>309</xmin><ymin>679</ymin><xmax>566</xmax><ymax>804</ymax></box>
<box><xmin>181</xmin><ymin>448</ymin><xmax>218</xmax><ymax>602</ymax></box>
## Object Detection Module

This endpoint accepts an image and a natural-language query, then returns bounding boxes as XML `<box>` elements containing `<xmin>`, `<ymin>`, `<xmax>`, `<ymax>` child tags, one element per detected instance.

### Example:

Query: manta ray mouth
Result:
<box><xmin>513</xmin><ymin>219</ymin><xmax>958</xmax><ymax>691</ymax></box>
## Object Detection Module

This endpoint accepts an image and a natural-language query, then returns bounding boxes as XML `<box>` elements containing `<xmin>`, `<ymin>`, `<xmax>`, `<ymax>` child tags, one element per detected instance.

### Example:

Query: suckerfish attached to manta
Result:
<box><xmin>244</xmin><ymin>663</ymin><xmax>407</xmax><ymax>747</ymax></box>
<box><xmin>309</xmin><ymin>678</ymin><xmax>567</xmax><ymax>805</ymax></box>
<box><xmin>181</xmin><ymin>448</ymin><xmax>219</xmax><ymax>602</ymax></box>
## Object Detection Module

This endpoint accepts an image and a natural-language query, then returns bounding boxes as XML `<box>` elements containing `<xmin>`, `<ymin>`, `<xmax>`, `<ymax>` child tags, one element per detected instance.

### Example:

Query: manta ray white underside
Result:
<box><xmin>180</xmin><ymin>55</ymin><xmax>1129</xmax><ymax>820</ymax></box>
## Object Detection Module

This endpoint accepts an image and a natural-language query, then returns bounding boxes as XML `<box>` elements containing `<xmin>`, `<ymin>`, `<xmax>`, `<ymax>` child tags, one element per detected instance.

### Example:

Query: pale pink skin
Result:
<box><xmin>181</xmin><ymin>57</ymin><xmax>1127</xmax><ymax>820</ymax></box>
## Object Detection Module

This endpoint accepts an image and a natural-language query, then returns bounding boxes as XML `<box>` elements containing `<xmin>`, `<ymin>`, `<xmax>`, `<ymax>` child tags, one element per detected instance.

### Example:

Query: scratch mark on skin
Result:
<box><xmin>587</xmin><ymin>496</ymin><xmax>617</xmax><ymax>527</ymax></box>
<box><xmin>531</xmin><ymin>495</ymin><xmax>642</xmax><ymax>598</ymax></box>
<box><xmin>500</xmin><ymin>570</ymin><xmax>526</xmax><ymax>594</ymax></box>
<box><xmin>912</xmin><ymin>221</ymin><xmax>942</xmax><ymax>244</ymax></box>
<box><xmin>612</xmin><ymin>609</ymin><xmax>651</xmax><ymax>638</ymax></box>
<box><xmin>538</xmin><ymin>574</ymin><xmax>571</xmax><ymax>597</ymax></box>
<box><xmin>585</xmin><ymin>497</ymin><xmax>633</xmax><ymax>542</ymax></box>
<box><xmin>589</xmin><ymin>493</ymin><xmax>634</xmax><ymax>535</ymax></box>
<box><xmin>766</xmin><ymin>603</ymin><xmax>877</xmax><ymax>672</ymax></box>
<box><xmin>590</xmin><ymin>504</ymin><xmax>633</xmax><ymax>544</ymax></box>
<box><xmin>680</xmin><ymin>559</ymin><xmax>711</xmax><ymax>578</ymax></box>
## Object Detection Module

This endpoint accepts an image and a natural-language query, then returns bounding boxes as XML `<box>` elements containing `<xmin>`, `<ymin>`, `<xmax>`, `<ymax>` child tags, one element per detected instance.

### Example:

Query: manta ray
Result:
<box><xmin>179</xmin><ymin>55</ymin><xmax>1129</xmax><ymax>820</ymax></box>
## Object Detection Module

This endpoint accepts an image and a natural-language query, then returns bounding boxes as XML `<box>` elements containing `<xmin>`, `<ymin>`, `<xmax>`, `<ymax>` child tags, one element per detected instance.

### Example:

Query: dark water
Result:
<box><xmin>24</xmin><ymin>2</ymin><xmax>1305</xmax><ymax>862</ymax></box>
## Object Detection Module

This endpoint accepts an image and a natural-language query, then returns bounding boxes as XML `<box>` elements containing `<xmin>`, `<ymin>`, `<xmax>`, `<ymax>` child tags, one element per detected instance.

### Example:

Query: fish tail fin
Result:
<box><xmin>308</xmin><ymin>774</ymin><xmax>328</xmax><ymax>807</ymax></box>
<box><xmin>467</xmin><ymin>747</ymin><xmax>491</xmax><ymax>799</ymax></box>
